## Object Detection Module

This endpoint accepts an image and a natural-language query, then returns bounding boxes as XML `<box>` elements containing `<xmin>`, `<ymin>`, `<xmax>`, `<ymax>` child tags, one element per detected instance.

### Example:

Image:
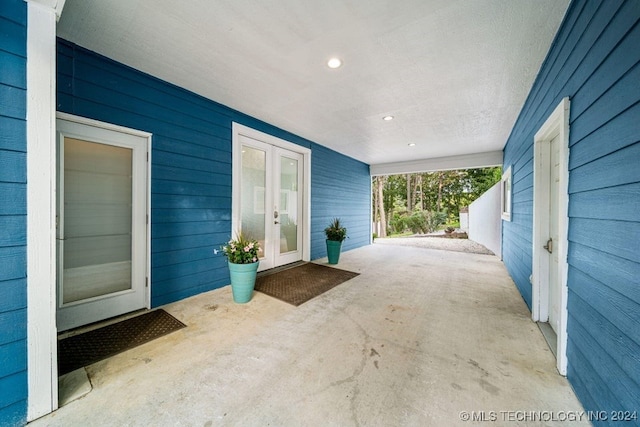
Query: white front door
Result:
<box><xmin>547</xmin><ymin>134</ymin><xmax>561</xmax><ymax>334</ymax></box>
<box><xmin>237</xmin><ymin>135</ymin><xmax>304</xmax><ymax>271</ymax></box>
<box><xmin>56</xmin><ymin>118</ymin><xmax>149</xmax><ymax>331</ymax></box>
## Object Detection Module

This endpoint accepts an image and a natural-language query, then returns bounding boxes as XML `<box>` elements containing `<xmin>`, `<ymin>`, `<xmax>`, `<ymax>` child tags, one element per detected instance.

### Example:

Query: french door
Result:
<box><xmin>56</xmin><ymin>118</ymin><xmax>149</xmax><ymax>331</ymax></box>
<box><xmin>235</xmin><ymin>134</ymin><xmax>305</xmax><ymax>271</ymax></box>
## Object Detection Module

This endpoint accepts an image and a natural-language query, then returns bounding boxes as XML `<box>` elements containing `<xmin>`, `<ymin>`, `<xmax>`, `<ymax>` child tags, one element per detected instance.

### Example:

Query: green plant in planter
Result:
<box><xmin>324</xmin><ymin>218</ymin><xmax>347</xmax><ymax>242</ymax></box>
<box><xmin>221</xmin><ymin>232</ymin><xmax>261</xmax><ymax>303</ymax></box>
<box><xmin>324</xmin><ymin>218</ymin><xmax>347</xmax><ymax>264</ymax></box>
<box><xmin>221</xmin><ymin>233</ymin><xmax>260</xmax><ymax>264</ymax></box>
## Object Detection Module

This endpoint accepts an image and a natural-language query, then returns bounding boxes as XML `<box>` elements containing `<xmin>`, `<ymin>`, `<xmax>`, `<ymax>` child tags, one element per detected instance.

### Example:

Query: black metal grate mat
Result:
<box><xmin>255</xmin><ymin>262</ymin><xmax>359</xmax><ymax>306</ymax></box>
<box><xmin>58</xmin><ymin>309</ymin><xmax>186</xmax><ymax>376</ymax></box>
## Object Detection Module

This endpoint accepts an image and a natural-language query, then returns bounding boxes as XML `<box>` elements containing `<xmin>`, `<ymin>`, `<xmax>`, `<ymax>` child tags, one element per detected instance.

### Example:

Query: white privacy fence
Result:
<box><xmin>468</xmin><ymin>182</ymin><xmax>502</xmax><ymax>257</ymax></box>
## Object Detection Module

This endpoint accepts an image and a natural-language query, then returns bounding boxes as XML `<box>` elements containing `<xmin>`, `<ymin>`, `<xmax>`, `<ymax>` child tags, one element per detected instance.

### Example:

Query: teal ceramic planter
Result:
<box><xmin>228</xmin><ymin>261</ymin><xmax>259</xmax><ymax>303</ymax></box>
<box><xmin>326</xmin><ymin>240</ymin><xmax>343</xmax><ymax>265</ymax></box>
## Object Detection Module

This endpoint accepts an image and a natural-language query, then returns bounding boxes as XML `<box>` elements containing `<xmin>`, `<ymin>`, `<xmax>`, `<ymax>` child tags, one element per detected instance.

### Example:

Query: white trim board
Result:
<box><xmin>231</xmin><ymin>123</ymin><xmax>311</xmax><ymax>264</ymax></box>
<box><xmin>370</xmin><ymin>150</ymin><xmax>503</xmax><ymax>176</ymax></box>
<box><xmin>500</xmin><ymin>166</ymin><xmax>512</xmax><ymax>222</ymax></box>
<box><xmin>531</xmin><ymin>97</ymin><xmax>570</xmax><ymax>376</ymax></box>
<box><xmin>26</xmin><ymin>0</ymin><xmax>59</xmax><ymax>419</ymax></box>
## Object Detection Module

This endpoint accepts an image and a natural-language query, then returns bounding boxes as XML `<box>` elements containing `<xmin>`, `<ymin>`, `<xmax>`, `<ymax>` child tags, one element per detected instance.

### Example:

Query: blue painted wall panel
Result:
<box><xmin>0</xmin><ymin>372</ymin><xmax>27</xmax><ymax>417</ymax></box>
<box><xmin>310</xmin><ymin>143</ymin><xmax>371</xmax><ymax>259</ymax></box>
<box><xmin>0</xmin><ymin>50</ymin><xmax>25</xmax><ymax>89</ymax></box>
<box><xmin>0</xmin><ymin>116</ymin><xmax>25</xmax><ymax>152</ymax></box>
<box><xmin>568</xmin><ymin>292</ymin><xmax>640</xmax><ymax>410</ymax></box>
<box><xmin>0</xmin><ymin>15</ymin><xmax>26</xmax><ymax>57</ymax></box>
<box><xmin>502</xmin><ymin>0</ymin><xmax>640</xmax><ymax>419</ymax></box>
<box><xmin>569</xmin><ymin>101</ymin><xmax>640</xmax><ymax>169</ymax></box>
<box><xmin>0</xmin><ymin>278</ymin><xmax>26</xmax><ymax>314</ymax></box>
<box><xmin>0</xmin><ymin>151</ymin><xmax>25</xmax><ymax>182</ymax></box>
<box><xmin>569</xmin><ymin>243</ymin><xmax>640</xmax><ymax>307</ymax></box>
<box><xmin>0</xmin><ymin>341</ymin><xmax>26</xmax><ymax>391</ymax></box>
<box><xmin>0</xmin><ymin>0</ymin><xmax>27</xmax><ymax>425</ymax></box>
<box><xmin>57</xmin><ymin>39</ymin><xmax>370</xmax><ymax>308</ymax></box>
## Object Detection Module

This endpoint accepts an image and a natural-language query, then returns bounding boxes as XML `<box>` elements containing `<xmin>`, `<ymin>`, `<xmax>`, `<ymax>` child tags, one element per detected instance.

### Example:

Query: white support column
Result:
<box><xmin>26</xmin><ymin>0</ymin><xmax>64</xmax><ymax>420</ymax></box>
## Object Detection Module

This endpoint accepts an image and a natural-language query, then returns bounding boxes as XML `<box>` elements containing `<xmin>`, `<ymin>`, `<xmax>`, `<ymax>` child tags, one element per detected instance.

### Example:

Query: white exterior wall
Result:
<box><xmin>459</xmin><ymin>212</ymin><xmax>469</xmax><ymax>231</ymax></box>
<box><xmin>468</xmin><ymin>182</ymin><xmax>502</xmax><ymax>257</ymax></box>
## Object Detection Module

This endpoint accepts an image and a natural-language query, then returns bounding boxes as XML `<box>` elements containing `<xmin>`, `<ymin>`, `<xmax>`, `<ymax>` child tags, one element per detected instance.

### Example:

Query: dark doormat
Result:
<box><xmin>255</xmin><ymin>262</ymin><xmax>359</xmax><ymax>306</ymax></box>
<box><xmin>57</xmin><ymin>309</ymin><xmax>186</xmax><ymax>376</ymax></box>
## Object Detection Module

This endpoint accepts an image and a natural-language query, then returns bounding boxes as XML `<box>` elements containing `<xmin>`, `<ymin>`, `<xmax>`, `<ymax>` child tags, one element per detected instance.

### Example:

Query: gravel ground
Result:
<box><xmin>374</xmin><ymin>234</ymin><xmax>495</xmax><ymax>255</ymax></box>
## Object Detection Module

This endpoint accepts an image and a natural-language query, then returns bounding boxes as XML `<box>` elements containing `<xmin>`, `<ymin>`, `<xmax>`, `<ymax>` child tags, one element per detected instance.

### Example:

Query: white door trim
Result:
<box><xmin>532</xmin><ymin>97</ymin><xmax>570</xmax><ymax>375</ymax></box>
<box><xmin>26</xmin><ymin>0</ymin><xmax>61</xmax><ymax>419</ymax></box>
<box><xmin>231</xmin><ymin>123</ymin><xmax>311</xmax><ymax>265</ymax></box>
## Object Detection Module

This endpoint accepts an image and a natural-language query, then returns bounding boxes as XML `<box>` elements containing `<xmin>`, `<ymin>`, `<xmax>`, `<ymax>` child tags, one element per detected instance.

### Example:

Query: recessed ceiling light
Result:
<box><xmin>408</xmin><ymin>143</ymin><xmax>416</xmax><ymax>147</ymax></box>
<box><xmin>383</xmin><ymin>115</ymin><xmax>394</xmax><ymax>121</ymax></box>
<box><xmin>327</xmin><ymin>57</ymin><xmax>342</xmax><ymax>69</ymax></box>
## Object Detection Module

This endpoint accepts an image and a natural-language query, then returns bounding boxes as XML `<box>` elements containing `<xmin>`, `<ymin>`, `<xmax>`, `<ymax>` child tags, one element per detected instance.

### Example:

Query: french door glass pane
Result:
<box><xmin>63</xmin><ymin>138</ymin><xmax>132</xmax><ymax>303</ymax></box>
<box><xmin>280</xmin><ymin>156</ymin><xmax>298</xmax><ymax>253</ymax></box>
<box><xmin>241</xmin><ymin>146</ymin><xmax>266</xmax><ymax>254</ymax></box>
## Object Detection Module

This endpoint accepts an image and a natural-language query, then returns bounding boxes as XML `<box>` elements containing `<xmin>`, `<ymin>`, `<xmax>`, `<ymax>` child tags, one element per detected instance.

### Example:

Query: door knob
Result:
<box><xmin>543</xmin><ymin>238</ymin><xmax>553</xmax><ymax>254</ymax></box>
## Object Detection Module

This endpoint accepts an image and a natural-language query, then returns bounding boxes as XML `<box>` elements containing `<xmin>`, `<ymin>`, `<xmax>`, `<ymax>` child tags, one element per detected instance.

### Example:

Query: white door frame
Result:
<box><xmin>531</xmin><ymin>97</ymin><xmax>570</xmax><ymax>375</ymax></box>
<box><xmin>55</xmin><ymin>114</ymin><xmax>152</xmax><ymax>330</ymax></box>
<box><xmin>231</xmin><ymin>123</ymin><xmax>311</xmax><ymax>267</ymax></box>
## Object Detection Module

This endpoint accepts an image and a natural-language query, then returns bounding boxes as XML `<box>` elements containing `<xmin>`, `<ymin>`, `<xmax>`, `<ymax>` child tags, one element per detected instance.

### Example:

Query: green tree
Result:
<box><xmin>373</xmin><ymin>167</ymin><xmax>501</xmax><ymax>235</ymax></box>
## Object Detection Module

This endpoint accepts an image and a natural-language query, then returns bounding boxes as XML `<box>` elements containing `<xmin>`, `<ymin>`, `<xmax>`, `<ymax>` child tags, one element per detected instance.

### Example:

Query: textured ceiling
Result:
<box><xmin>57</xmin><ymin>0</ymin><xmax>569</xmax><ymax>167</ymax></box>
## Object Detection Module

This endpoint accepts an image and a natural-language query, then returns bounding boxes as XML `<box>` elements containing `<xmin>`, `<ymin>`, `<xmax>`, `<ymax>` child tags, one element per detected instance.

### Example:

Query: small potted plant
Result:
<box><xmin>221</xmin><ymin>233</ymin><xmax>261</xmax><ymax>303</ymax></box>
<box><xmin>324</xmin><ymin>218</ymin><xmax>347</xmax><ymax>264</ymax></box>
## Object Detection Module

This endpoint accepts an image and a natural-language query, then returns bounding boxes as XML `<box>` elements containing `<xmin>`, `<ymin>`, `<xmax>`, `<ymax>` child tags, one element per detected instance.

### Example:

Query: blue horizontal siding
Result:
<box><xmin>0</xmin><ymin>216</ymin><xmax>25</xmax><ymax>247</ymax></box>
<box><xmin>569</xmin><ymin>139</ymin><xmax>640</xmax><ymax>194</ymax></box>
<box><xmin>0</xmin><ymin>151</ymin><xmax>25</xmax><ymax>182</ymax></box>
<box><xmin>58</xmin><ymin>39</ymin><xmax>370</xmax><ymax>308</ymax></box>
<box><xmin>0</xmin><ymin>341</ymin><xmax>26</xmax><ymax>383</ymax></box>
<box><xmin>0</xmin><ymin>309</ymin><xmax>26</xmax><ymax>347</ymax></box>
<box><xmin>0</xmin><ymin>278</ymin><xmax>26</xmax><ymax>313</ymax></box>
<box><xmin>150</xmin><ymin>220</ymin><xmax>227</xmax><ymax>239</ymax></box>
<box><xmin>0</xmin><ymin>183</ymin><xmax>25</xmax><ymax>215</ymax></box>
<box><xmin>567</xmin><ymin>291</ymin><xmax>640</xmax><ymax>410</ymax></box>
<box><xmin>0</xmin><ymin>116</ymin><xmax>25</xmax><ymax>152</ymax></box>
<box><xmin>152</xmin><ymin>233</ymin><xmax>227</xmax><ymax>255</ymax></box>
<box><xmin>0</xmin><ymin>50</ymin><xmax>25</xmax><ymax>89</ymax></box>
<box><xmin>569</xmin><ymin>243</ymin><xmax>640</xmax><ymax>307</ymax></box>
<box><xmin>569</xmin><ymin>182</ymin><xmax>640</xmax><ymax>222</ymax></box>
<box><xmin>0</xmin><ymin>247</ymin><xmax>26</xmax><ymax>283</ymax></box>
<box><xmin>569</xmin><ymin>217</ymin><xmax>640</xmax><ymax>263</ymax></box>
<box><xmin>0</xmin><ymin>85</ymin><xmax>25</xmax><ymax>120</ymax></box>
<box><xmin>0</xmin><ymin>371</ymin><xmax>27</xmax><ymax>416</ymax></box>
<box><xmin>0</xmin><ymin>14</ymin><xmax>26</xmax><ymax>57</ymax></box>
<box><xmin>310</xmin><ymin>143</ymin><xmax>371</xmax><ymax>259</ymax></box>
<box><xmin>501</xmin><ymin>0</ymin><xmax>640</xmax><ymax>420</ymax></box>
<box><xmin>570</xmin><ymin>101</ymin><xmax>640</xmax><ymax>169</ymax></box>
<box><xmin>0</xmin><ymin>1</ymin><xmax>27</xmax><ymax>425</ymax></box>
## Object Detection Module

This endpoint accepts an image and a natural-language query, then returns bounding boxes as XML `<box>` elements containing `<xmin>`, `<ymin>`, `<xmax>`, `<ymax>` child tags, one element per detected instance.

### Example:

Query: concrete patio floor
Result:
<box><xmin>32</xmin><ymin>244</ymin><xmax>587</xmax><ymax>426</ymax></box>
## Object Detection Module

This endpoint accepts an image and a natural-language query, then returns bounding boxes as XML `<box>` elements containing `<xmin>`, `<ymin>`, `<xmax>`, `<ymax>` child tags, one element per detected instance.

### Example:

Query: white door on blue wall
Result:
<box><xmin>236</xmin><ymin>135</ymin><xmax>304</xmax><ymax>271</ymax></box>
<box><xmin>56</xmin><ymin>118</ymin><xmax>149</xmax><ymax>331</ymax></box>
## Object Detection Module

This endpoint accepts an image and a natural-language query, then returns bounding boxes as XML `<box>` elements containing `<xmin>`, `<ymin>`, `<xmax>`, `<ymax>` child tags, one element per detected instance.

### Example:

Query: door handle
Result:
<box><xmin>543</xmin><ymin>238</ymin><xmax>553</xmax><ymax>254</ymax></box>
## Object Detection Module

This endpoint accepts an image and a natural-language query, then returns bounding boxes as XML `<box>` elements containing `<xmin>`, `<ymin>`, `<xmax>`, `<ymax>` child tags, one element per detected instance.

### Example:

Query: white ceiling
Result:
<box><xmin>57</xmin><ymin>0</ymin><xmax>569</xmax><ymax>167</ymax></box>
